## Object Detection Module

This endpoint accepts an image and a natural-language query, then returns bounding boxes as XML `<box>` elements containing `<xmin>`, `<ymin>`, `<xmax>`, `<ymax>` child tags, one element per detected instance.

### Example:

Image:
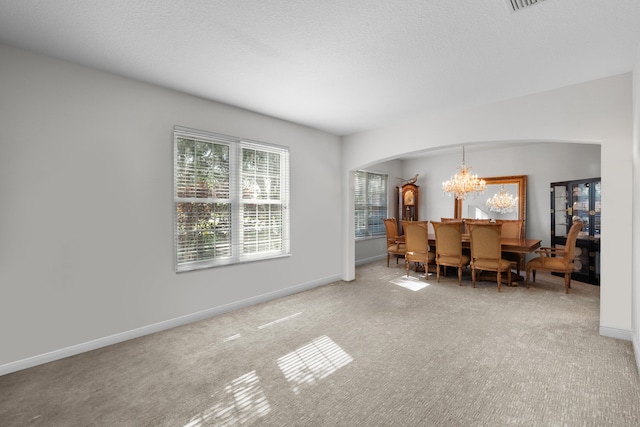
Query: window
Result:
<box><xmin>354</xmin><ymin>170</ymin><xmax>388</xmax><ymax>238</ymax></box>
<box><xmin>174</xmin><ymin>126</ymin><xmax>290</xmax><ymax>272</ymax></box>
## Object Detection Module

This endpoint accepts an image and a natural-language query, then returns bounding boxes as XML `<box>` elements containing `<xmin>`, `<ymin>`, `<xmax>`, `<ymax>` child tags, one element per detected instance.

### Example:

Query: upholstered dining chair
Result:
<box><xmin>401</xmin><ymin>220</ymin><xmax>435</xmax><ymax>279</ymax></box>
<box><xmin>432</xmin><ymin>221</ymin><xmax>470</xmax><ymax>285</ymax></box>
<box><xmin>468</xmin><ymin>223</ymin><xmax>512</xmax><ymax>292</ymax></box>
<box><xmin>494</xmin><ymin>219</ymin><xmax>524</xmax><ymax>275</ymax></box>
<box><xmin>526</xmin><ymin>220</ymin><xmax>583</xmax><ymax>293</ymax></box>
<box><xmin>382</xmin><ymin>218</ymin><xmax>405</xmax><ymax>267</ymax></box>
<box><xmin>463</xmin><ymin>218</ymin><xmax>491</xmax><ymax>234</ymax></box>
<box><xmin>440</xmin><ymin>218</ymin><xmax>464</xmax><ymax>233</ymax></box>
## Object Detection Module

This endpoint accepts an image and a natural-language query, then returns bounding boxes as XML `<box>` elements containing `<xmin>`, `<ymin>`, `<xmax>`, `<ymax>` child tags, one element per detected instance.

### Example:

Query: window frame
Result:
<box><xmin>354</xmin><ymin>170</ymin><xmax>388</xmax><ymax>240</ymax></box>
<box><xmin>174</xmin><ymin>126</ymin><xmax>290</xmax><ymax>272</ymax></box>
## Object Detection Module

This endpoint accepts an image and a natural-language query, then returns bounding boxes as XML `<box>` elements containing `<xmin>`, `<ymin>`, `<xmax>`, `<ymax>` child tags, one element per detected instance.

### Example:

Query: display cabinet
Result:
<box><xmin>550</xmin><ymin>178</ymin><xmax>601</xmax><ymax>285</ymax></box>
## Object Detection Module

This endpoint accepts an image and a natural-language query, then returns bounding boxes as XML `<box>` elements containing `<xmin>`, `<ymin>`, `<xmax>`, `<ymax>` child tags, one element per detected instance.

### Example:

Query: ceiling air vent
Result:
<box><xmin>504</xmin><ymin>0</ymin><xmax>546</xmax><ymax>13</ymax></box>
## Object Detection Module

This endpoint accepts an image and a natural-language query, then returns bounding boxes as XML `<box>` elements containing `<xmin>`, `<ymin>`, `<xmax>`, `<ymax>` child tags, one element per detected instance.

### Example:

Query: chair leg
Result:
<box><xmin>436</xmin><ymin>263</ymin><xmax>441</xmax><ymax>282</ymax></box>
<box><xmin>497</xmin><ymin>270</ymin><xmax>501</xmax><ymax>292</ymax></box>
<box><xmin>387</xmin><ymin>253</ymin><xmax>390</xmax><ymax>267</ymax></box>
<box><xmin>564</xmin><ymin>273</ymin><xmax>570</xmax><ymax>293</ymax></box>
<box><xmin>472</xmin><ymin>268</ymin><xmax>476</xmax><ymax>288</ymax></box>
<box><xmin>457</xmin><ymin>266</ymin><xmax>463</xmax><ymax>286</ymax></box>
<box><xmin>405</xmin><ymin>259</ymin><xmax>410</xmax><ymax>277</ymax></box>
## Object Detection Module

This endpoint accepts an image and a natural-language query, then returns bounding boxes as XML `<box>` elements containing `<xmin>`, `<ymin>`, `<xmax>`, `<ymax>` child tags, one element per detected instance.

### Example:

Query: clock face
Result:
<box><xmin>404</xmin><ymin>190</ymin><xmax>415</xmax><ymax>206</ymax></box>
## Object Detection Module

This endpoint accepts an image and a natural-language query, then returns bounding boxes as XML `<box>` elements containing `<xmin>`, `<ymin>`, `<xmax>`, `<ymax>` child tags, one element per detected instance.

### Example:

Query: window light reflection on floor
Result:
<box><xmin>390</xmin><ymin>275</ymin><xmax>430</xmax><ymax>291</ymax></box>
<box><xmin>183</xmin><ymin>370</ymin><xmax>271</xmax><ymax>427</ymax></box>
<box><xmin>257</xmin><ymin>312</ymin><xmax>302</xmax><ymax>329</ymax></box>
<box><xmin>277</xmin><ymin>335</ymin><xmax>353</xmax><ymax>395</ymax></box>
<box><xmin>223</xmin><ymin>333</ymin><xmax>241</xmax><ymax>342</ymax></box>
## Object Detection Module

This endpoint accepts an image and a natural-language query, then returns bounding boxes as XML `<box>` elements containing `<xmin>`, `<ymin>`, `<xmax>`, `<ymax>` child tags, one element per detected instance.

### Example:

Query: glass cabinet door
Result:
<box><xmin>571</xmin><ymin>182</ymin><xmax>591</xmax><ymax>238</ymax></box>
<box><xmin>593</xmin><ymin>181</ymin><xmax>601</xmax><ymax>283</ymax></box>
<box><xmin>550</xmin><ymin>178</ymin><xmax>600</xmax><ymax>286</ymax></box>
<box><xmin>552</xmin><ymin>184</ymin><xmax>568</xmax><ymax>238</ymax></box>
<box><xmin>594</xmin><ymin>181</ymin><xmax>601</xmax><ymax>239</ymax></box>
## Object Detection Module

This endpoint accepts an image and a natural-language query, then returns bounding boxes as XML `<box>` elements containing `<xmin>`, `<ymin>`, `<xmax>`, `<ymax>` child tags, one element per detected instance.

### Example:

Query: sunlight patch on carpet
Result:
<box><xmin>390</xmin><ymin>275</ymin><xmax>430</xmax><ymax>291</ymax></box>
<box><xmin>183</xmin><ymin>370</ymin><xmax>270</xmax><ymax>427</ymax></box>
<box><xmin>277</xmin><ymin>335</ymin><xmax>353</xmax><ymax>395</ymax></box>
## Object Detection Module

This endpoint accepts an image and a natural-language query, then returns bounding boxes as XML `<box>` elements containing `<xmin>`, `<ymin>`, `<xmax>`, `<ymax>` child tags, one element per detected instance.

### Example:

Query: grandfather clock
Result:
<box><xmin>399</xmin><ymin>183</ymin><xmax>419</xmax><ymax>222</ymax></box>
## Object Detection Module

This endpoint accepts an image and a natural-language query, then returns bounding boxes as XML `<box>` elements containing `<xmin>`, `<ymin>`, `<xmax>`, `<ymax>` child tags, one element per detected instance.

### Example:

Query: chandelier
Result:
<box><xmin>442</xmin><ymin>147</ymin><xmax>486</xmax><ymax>200</ymax></box>
<box><xmin>486</xmin><ymin>185</ymin><xmax>518</xmax><ymax>214</ymax></box>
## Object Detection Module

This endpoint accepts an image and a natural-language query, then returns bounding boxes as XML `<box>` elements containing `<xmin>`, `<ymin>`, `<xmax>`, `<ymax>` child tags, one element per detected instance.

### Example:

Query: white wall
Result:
<box><xmin>400</xmin><ymin>142</ymin><xmax>600</xmax><ymax>250</ymax></box>
<box><xmin>0</xmin><ymin>44</ymin><xmax>342</xmax><ymax>372</ymax></box>
<box><xmin>355</xmin><ymin>143</ymin><xmax>601</xmax><ymax>264</ymax></box>
<box><xmin>354</xmin><ymin>159</ymin><xmax>403</xmax><ymax>265</ymax></box>
<box><xmin>342</xmin><ymin>74</ymin><xmax>633</xmax><ymax>339</ymax></box>
<box><xmin>633</xmin><ymin>44</ymin><xmax>640</xmax><ymax>368</ymax></box>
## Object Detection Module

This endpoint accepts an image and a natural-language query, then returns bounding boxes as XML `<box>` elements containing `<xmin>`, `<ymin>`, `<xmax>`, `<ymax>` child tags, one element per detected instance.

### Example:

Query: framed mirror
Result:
<box><xmin>455</xmin><ymin>175</ymin><xmax>527</xmax><ymax>236</ymax></box>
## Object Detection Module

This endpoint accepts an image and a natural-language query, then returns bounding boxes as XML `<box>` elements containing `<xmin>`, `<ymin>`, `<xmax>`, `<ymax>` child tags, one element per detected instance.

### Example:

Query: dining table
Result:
<box><xmin>396</xmin><ymin>233</ymin><xmax>541</xmax><ymax>253</ymax></box>
<box><xmin>396</xmin><ymin>233</ymin><xmax>542</xmax><ymax>285</ymax></box>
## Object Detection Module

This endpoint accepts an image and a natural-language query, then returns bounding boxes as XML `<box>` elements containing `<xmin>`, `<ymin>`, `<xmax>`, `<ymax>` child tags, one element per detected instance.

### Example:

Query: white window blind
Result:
<box><xmin>174</xmin><ymin>126</ymin><xmax>290</xmax><ymax>272</ymax></box>
<box><xmin>354</xmin><ymin>170</ymin><xmax>387</xmax><ymax>238</ymax></box>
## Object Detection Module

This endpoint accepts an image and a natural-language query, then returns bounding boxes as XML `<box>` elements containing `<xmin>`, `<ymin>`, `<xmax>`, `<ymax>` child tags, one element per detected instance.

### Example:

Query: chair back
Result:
<box><xmin>440</xmin><ymin>218</ymin><xmax>464</xmax><ymax>233</ymax></box>
<box><xmin>432</xmin><ymin>221</ymin><xmax>463</xmax><ymax>257</ymax></box>
<box><xmin>382</xmin><ymin>218</ymin><xmax>399</xmax><ymax>246</ymax></box>
<box><xmin>469</xmin><ymin>223</ymin><xmax>503</xmax><ymax>262</ymax></box>
<box><xmin>563</xmin><ymin>220</ymin><xmax>584</xmax><ymax>264</ymax></box>
<box><xmin>464</xmin><ymin>218</ymin><xmax>492</xmax><ymax>234</ymax></box>
<box><xmin>401</xmin><ymin>221</ymin><xmax>430</xmax><ymax>257</ymax></box>
<box><xmin>494</xmin><ymin>219</ymin><xmax>523</xmax><ymax>239</ymax></box>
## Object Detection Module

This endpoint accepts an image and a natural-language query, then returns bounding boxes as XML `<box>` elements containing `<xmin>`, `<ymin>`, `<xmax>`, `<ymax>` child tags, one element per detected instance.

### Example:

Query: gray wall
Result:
<box><xmin>354</xmin><ymin>159</ymin><xmax>402</xmax><ymax>265</ymax></box>
<box><xmin>0</xmin><ymin>44</ymin><xmax>342</xmax><ymax>371</ymax></box>
<box><xmin>405</xmin><ymin>142</ymin><xmax>600</xmax><ymax>250</ymax></box>
<box><xmin>341</xmin><ymin>74</ymin><xmax>633</xmax><ymax>339</ymax></box>
<box><xmin>355</xmin><ymin>143</ymin><xmax>600</xmax><ymax>263</ymax></box>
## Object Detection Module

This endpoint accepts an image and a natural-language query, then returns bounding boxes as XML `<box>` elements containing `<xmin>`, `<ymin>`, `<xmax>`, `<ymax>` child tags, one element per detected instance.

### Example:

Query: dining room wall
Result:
<box><xmin>354</xmin><ymin>142</ymin><xmax>601</xmax><ymax>265</ymax></box>
<box><xmin>399</xmin><ymin>142</ymin><xmax>601</xmax><ymax>250</ymax></box>
<box><xmin>341</xmin><ymin>73</ymin><xmax>633</xmax><ymax>339</ymax></box>
<box><xmin>354</xmin><ymin>159</ymin><xmax>403</xmax><ymax>265</ymax></box>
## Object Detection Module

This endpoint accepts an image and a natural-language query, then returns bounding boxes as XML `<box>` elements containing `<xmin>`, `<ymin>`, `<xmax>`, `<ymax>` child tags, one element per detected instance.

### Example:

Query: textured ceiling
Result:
<box><xmin>1</xmin><ymin>0</ymin><xmax>639</xmax><ymax>136</ymax></box>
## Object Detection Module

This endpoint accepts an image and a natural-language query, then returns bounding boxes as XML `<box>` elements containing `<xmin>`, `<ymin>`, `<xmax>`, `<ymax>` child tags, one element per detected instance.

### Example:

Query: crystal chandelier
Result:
<box><xmin>442</xmin><ymin>147</ymin><xmax>486</xmax><ymax>200</ymax></box>
<box><xmin>486</xmin><ymin>185</ymin><xmax>518</xmax><ymax>214</ymax></box>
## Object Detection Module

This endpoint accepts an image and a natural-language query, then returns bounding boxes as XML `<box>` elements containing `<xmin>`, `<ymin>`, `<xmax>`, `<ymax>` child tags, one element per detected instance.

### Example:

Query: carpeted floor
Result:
<box><xmin>1</xmin><ymin>260</ymin><xmax>639</xmax><ymax>426</ymax></box>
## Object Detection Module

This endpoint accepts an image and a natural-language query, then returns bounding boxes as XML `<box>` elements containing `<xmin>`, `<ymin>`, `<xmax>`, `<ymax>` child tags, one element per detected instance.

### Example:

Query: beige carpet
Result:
<box><xmin>1</xmin><ymin>260</ymin><xmax>639</xmax><ymax>426</ymax></box>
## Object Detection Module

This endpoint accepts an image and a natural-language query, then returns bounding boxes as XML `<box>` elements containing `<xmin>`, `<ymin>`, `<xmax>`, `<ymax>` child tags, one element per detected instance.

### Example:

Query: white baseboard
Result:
<box><xmin>355</xmin><ymin>254</ymin><xmax>387</xmax><ymax>266</ymax></box>
<box><xmin>0</xmin><ymin>274</ymin><xmax>341</xmax><ymax>376</ymax></box>
<box><xmin>634</xmin><ymin>334</ymin><xmax>640</xmax><ymax>375</ymax></box>
<box><xmin>599</xmin><ymin>325</ymin><xmax>634</xmax><ymax>341</ymax></box>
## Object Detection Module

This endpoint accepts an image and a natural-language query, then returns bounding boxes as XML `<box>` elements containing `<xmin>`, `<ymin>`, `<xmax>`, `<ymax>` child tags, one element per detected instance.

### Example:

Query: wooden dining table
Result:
<box><xmin>395</xmin><ymin>234</ymin><xmax>541</xmax><ymax>252</ymax></box>
<box><xmin>395</xmin><ymin>233</ymin><xmax>541</xmax><ymax>253</ymax></box>
<box><xmin>396</xmin><ymin>233</ymin><xmax>542</xmax><ymax>284</ymax></box>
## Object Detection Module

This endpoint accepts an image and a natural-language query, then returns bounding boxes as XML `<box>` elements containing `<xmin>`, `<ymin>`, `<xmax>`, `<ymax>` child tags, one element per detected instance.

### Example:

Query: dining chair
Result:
<box><xmin>526</xmin><ymin>220</ymin><xmax>583</xmax><ymax>293</ymax></box>
<box><xmin>401</xmin><ymin>220</ymin><xmax>435</xmax><ymax>279</ymax></box>
<box><xmin>440</xmin><ymin>218</ymin><xmax>464</xmax><ymax>233</ymax></box>
<box><xmin>432</xmin><ymin>221</ymin><xmax>470</xmax><ymax>285</ymax></box>
<box><xmin>463</xmin><ymin>218</ymin><xmax>492</xmax><ymax>234</ymax></box>
<box><xmin>382</xmin><ymin>218</ymin><xmax>405</xmax><ymax>267</ymax></box>
<box><xmin>468</xmin><ymin>223</ymin><xmax>512</xmax><ymax>292</ymax></box>
<box><xmin>494</xmin><ymin>219</ymin><xmax>524</xmax><ymax>276</ymax></box>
